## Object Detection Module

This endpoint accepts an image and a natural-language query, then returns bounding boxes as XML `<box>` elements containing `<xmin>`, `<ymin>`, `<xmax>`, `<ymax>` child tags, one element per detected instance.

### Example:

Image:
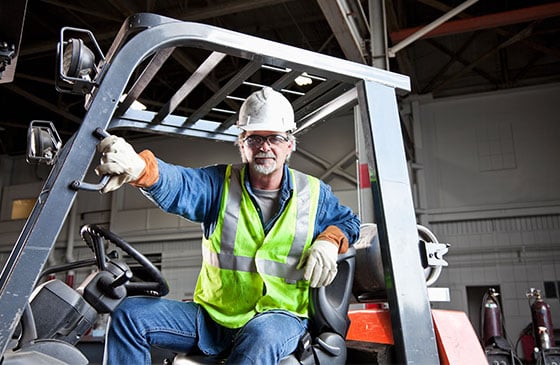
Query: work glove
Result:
<box><xmin>299</xmin><ymin>240</ymin><xmax>338</xmax><ymax>288</ymax></box>
<box><xmin>95</xmin><ymin>135</ymin><xmax>146</xmax><ymax>193</ymax></box>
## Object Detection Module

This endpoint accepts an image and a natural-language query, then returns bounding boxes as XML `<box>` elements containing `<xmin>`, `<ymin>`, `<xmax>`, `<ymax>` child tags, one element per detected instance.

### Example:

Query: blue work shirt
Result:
<box><xmin>144</xmin><ymin>160</ymin><xmax>360</xmax><ymax>244</ymax></box>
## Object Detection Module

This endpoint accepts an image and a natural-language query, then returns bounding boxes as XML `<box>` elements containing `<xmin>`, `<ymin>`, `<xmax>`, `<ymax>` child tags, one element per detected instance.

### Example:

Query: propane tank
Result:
<box><xmin>482</xmin><ymin>288</ymin><xmax>503</xmax><ymax>347</ymax></box>
<box><xmin>527</xmin><ymin>288</ymin><xmax>555</xmax><ymax>350</ymax></box>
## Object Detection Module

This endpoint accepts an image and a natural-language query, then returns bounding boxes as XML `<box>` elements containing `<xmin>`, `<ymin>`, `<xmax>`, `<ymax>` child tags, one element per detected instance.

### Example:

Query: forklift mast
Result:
<box><xmin>0</xmin><ymin>13</ymin><xmax>438</xmax><ymax>363</ymax></box>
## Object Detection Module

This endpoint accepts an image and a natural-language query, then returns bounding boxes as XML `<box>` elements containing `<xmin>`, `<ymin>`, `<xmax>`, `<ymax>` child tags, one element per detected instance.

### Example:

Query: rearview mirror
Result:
<box><xmin>26</xmin><ymin>120</ymin><xmax>62</xmax><ymax>165</ymax></box>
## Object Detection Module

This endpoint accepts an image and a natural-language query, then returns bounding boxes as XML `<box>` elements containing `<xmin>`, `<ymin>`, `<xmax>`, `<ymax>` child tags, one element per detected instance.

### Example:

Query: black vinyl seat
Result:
<box><xmin>173</xmin><ymin>247</ymin><xmax>356</xmax><ymax>365</ymax></box>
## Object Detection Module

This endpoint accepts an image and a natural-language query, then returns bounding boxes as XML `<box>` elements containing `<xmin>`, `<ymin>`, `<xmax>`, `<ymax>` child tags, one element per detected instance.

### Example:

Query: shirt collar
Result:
<box><xmin>242</xmin><ymin>163</ymin><xmax>293</xmax><ymax>198</ymax></box>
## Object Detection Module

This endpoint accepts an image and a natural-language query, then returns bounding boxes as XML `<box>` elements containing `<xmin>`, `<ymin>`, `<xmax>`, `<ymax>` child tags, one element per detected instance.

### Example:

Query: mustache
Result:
<box><xmin>255</xmin><ymin>152</ymin><xmax>276</xmax><ymax>159</ymax></box>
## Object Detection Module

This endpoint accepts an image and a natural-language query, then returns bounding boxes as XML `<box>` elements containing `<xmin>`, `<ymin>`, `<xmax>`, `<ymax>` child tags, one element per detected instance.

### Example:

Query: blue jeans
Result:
<box><xmin>104</xmin><ymin>297</ymin><xmax>308</xmax><ymax>365</ymax></box>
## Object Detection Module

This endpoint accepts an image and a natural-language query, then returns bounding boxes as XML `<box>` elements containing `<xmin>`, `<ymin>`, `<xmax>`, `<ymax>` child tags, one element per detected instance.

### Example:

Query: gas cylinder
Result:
<box><xmin>482</xmin><ymin>288</ymin><xmax>503</xmax><ymax>347</ymax></box>
<box><xmin>527</xmin><ymin>288</ymin><xmax>555</xmax><ymax>350</ymax></box>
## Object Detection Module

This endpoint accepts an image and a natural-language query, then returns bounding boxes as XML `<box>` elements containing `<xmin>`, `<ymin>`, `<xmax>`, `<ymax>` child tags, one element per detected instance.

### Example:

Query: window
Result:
<box><xmin>11</xmin><ymin>198</ymin><xmax>36</xmax><ymax>220</ymax></box>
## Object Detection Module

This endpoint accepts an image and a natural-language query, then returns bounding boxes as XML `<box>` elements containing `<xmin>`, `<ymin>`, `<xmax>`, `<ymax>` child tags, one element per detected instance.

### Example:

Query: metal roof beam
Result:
<box><xmin>177</xmin><ymin>0</ymin><xmax>297</xmax><ymax>21</ymax></box>
<box><xmin>4</xmin><ymin>84</ymin><xmax>81</xmax><ymax>124</ymax></box>
<box><xmin>388</xmin><ymin>0</ymin><xmax>479</xmax><ymax>57</ymax></box>
<box><xmin>316</xmin><ymin>0</ymin><xmax>369</xmax><ymax>64</ymax></box>
<box><xmin>391</xmin><ymin>2</ymin><xmax>560</xmax><ymax>43</ymax></box>
<box><xmin>432</xmin><ymin>22</ymin><xmax>537</xmax><ymax>93</ymax></box>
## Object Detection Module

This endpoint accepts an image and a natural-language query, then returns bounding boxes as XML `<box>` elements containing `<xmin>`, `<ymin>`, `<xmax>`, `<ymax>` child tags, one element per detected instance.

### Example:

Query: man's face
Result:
<box><xmin>239</xmin><ymin>130</ymin><xmax>293</xmax><ymax>176</ymax></box>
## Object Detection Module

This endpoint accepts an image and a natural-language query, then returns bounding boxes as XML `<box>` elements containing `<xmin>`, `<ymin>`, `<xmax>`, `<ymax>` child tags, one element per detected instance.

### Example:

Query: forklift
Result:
<box><xmin>0</xmin><ymin>13</ymin><xmax>484</xmax><ymax>364</ymax></box>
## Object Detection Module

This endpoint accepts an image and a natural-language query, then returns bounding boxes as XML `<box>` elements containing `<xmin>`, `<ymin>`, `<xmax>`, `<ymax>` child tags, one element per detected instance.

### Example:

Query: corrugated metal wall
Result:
<box><xmin>414</xmin><ymin>83</ymin><xmax>560</xmax><ymax>350</ymax></box>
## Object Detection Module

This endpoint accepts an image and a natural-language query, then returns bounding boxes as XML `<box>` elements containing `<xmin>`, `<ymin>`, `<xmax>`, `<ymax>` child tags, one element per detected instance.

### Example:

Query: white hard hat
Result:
<box><xmin>237</xmin><ymin>87</ymin><xmax>296</xmax><ymax>132</ymax></box>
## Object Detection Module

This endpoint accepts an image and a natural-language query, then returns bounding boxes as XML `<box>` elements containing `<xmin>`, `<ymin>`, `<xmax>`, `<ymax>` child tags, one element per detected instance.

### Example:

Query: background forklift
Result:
<box><xmin>0</xmin><ymin>12</ymin><xmax>483</xmax><ymax>364</ymax></box>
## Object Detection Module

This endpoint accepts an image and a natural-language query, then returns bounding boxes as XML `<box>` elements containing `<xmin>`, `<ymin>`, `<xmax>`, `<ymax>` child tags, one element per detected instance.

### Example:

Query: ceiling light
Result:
<box><xmin>295</xmin><ymin>72</ymin><xmax>312</xmax><ymax>86</ymax></box>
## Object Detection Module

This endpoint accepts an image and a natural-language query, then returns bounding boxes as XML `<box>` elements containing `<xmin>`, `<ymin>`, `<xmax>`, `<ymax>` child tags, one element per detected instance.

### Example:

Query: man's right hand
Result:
<box><xmin>95</xmin><ymin>135</ymin><xmax>146</xmax><ymax>193</ymax></box>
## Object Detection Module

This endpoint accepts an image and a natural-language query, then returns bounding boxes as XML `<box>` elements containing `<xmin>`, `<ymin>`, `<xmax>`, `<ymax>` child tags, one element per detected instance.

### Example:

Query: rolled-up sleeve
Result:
<box><xmin>315</xmin><ymin>181</ymin><xmax>361</xmax><ymax>245</ymax></box>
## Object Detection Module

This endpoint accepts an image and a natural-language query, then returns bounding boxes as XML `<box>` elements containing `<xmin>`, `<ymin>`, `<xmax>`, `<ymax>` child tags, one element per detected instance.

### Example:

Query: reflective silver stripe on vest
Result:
<box><xmin>278</xmin><ymin>170</ymin><xmax>312</xmax><ymax>282</ymax></box>
<box><xmin>219</xmin><ymin>165</ymin><xmax>243</xmax><ymax>256</ymax></box>
<box><xmin>202</xmin><ymin>247</ymin><xmax>302</xmax><ymax>282</ymax></box>
<box><xmin>202</xmin><ymin>248</ymin><xmax>256</xmax><ymax>272</ymax></box>
<box><xmin>205</xmin><ymin>164</ymin><xmax>313</xmax><ymax>282</ymax></box>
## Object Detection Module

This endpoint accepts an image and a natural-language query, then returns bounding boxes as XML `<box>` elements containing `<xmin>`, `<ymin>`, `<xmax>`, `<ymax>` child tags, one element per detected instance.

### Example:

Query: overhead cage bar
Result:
<box><xmin>89</xmin><ymin>13</ymin><xmax>409</xmax><ymax>142</ymax></box>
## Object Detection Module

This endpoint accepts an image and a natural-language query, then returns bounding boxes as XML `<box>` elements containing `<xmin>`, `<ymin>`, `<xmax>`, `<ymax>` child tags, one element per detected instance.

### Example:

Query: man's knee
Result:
<box><xmin>109</xmin><ymin>297</ymin><xmax>149</xmax><ymax>332</ymax></box>
<box><xmin>243</xmin><ymin>311</ymin><xmax>306</xmax><ymax>343</ymax></box>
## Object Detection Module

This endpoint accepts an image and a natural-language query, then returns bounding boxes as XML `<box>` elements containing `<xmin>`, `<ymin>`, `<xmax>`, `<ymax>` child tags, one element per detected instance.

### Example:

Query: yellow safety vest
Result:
<box><xmin>194</xmin><ymin>164</ymin><xmax>320</xmax><ymax>328</ymax></box>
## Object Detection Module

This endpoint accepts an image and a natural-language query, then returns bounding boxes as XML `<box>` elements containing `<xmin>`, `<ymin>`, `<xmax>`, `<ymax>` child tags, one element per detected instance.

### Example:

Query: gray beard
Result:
<box><xmin>251</xmin><ymin>161</ymin><xmax>276</xmax><ymax>175</ymax></box>
<box><xmin>250</xmin><ymin>152</ymin><xmax>277</xmax><ymax>175</ymax></box>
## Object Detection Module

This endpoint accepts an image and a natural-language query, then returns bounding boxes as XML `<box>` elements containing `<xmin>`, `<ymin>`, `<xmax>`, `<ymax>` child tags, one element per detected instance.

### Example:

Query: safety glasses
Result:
<box><xmin>243</xmin><ymin>134</ymin><xmax>290</xmax><ymax>148</ymax></box>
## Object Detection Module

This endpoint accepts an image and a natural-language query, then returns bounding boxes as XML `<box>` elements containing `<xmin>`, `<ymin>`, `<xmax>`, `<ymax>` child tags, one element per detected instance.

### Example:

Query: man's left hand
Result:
<box><xmin>299</xmin><ymin>240</ymin><xmax>338</xmax><ymax>287</ymax></box>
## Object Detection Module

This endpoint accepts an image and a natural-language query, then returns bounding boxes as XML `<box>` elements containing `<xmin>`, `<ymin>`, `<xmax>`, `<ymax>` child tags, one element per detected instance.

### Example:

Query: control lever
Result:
<box><xmin>97</xmin><ymin>268</ymin><xmax>133</xmax><ymax>300</ymax></box>
<box><xmin>70</xmin><ymin>128</ymin><xmax>111</xmax><ymax>191</ymax></box>
<box><xmin>316</xmin><ymin>337</ymin><xmax>341</xmax><ymax>356</ymax></box>
<box><xmin>110</xmin><ymin>270</ymin><xmax>133</xmax><ymax>288</ymax></box>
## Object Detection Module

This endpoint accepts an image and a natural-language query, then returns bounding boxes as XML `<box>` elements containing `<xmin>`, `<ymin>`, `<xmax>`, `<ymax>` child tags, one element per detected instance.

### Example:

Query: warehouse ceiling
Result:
<box><xmin>0</xmin><ymin>0</ymin><xmax>559</xmax><ymax>156</ymax></box>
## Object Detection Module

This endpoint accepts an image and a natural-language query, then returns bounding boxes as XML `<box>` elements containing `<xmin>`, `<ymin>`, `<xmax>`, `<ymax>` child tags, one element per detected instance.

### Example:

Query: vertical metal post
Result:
<box><xmin>369</xmin><ymin>0</ymin><xmax>389</xmax><ymax>70</ymax></box>
<box><xmin>411</xmin><ymin>100</ymin><xmax>430</xmax><ymax>226</ymax></box>
<box><xmin>357</xmin><ymin>80</ymin><xmax>439</xmax><ymax>364</ymax></box>
<box><xmin>355</xmin><ymin>0</ymin><xmax>390</xmax><ymax>223</ymax></box>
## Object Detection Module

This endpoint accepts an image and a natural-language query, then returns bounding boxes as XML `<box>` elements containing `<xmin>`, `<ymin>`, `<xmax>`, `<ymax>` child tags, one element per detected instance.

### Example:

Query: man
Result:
<box><xmin>96</xmin><ymin>87</ymin><xmax>360</xmax><ymax>364</ymax></box>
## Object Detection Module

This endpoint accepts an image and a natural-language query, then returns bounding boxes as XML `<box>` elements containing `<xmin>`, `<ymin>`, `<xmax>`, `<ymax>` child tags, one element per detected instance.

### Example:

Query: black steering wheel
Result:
<box><xmin>80</xmin><ymin>224</ymin><xmax>169</xmax><ymax>297</ymax></box>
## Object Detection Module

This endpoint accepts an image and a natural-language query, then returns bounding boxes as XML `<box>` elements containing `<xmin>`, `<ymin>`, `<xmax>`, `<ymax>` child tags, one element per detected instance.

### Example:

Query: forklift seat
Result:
<box><xmin>173</xmin><ymin>247</ymin><xmax>356</xmax><ymax>365</ymax></box>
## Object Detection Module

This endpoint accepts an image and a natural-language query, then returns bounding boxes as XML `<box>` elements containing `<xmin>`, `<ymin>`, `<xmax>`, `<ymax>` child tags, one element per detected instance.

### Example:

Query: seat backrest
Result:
<box><xmin>308</xmin><ymin>246</ymin><xmax>356</xmax><ymax>338</ymax></box>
